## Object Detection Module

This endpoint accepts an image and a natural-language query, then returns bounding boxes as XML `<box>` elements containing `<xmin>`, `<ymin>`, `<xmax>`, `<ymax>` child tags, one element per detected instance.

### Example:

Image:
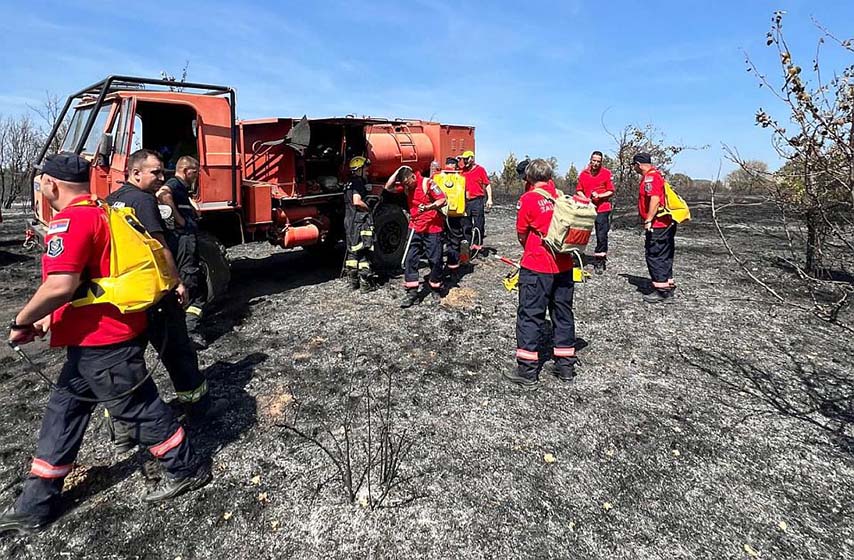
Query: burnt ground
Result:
<box><xmin>0</xmin><ymin>198</ymin><xmax>852</xmax><ymax>560</ymax></box>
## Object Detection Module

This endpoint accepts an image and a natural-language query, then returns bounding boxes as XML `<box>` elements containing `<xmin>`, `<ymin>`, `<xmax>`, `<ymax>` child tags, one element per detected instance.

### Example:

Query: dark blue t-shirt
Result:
<box><xmin>165</xmin><ymin>177</ymin><xmax>197</xmax><ymax>232</ymax></box>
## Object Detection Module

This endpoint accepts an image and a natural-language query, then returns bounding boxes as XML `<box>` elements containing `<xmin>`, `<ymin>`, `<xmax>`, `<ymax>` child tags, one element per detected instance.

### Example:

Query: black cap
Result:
<box><xmin>632</xmin><ymin>152</ymin><xmax>652</xmax><ymax>165</ymax></box>
<box><xmin>35</xmin><ymin>153</ymin><xmax>90</xmax><ymax>182</ymax></box>
<box><xmin>516</xmin><ymin>158</ymin><xmax>530</xmax><ymax>179</ymax></box>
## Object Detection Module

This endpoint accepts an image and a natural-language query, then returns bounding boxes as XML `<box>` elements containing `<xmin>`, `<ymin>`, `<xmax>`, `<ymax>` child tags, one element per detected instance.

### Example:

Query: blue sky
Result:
<box><xmin>1</xmin><ymin>0</ymin><xmax>853</xmax><ymax>179</ymax></box>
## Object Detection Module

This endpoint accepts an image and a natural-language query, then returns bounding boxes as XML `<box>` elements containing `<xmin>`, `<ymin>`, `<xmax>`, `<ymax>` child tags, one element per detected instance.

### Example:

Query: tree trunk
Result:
<box><xmin>805</xmin><ymin>211</ymin><xmax>823</xmax><ymax>275</ymax></box>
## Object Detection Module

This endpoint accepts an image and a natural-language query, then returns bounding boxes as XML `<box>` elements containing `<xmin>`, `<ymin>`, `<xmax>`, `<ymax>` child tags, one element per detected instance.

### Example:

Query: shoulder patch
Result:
<box><xmin>47</xmin><ymin>219</ymin><xmax>70</xmax><ymax>235</ymax></box>
<box><xmin>46</xmin><ymin>236</ymin><xmax>64</xmax><ymax>258</ymax></box>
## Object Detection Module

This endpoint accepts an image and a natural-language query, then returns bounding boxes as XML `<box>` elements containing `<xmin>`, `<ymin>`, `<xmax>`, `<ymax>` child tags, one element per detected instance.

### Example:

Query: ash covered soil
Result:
<box><xmin>0</xmin><ymin>200</ymin><xmax>852</xmax><ymax>560</ymax></box>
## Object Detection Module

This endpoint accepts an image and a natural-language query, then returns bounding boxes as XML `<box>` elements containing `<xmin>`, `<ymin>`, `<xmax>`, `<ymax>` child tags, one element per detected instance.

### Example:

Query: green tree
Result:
<box><xmin>724</xmin><ymin>160</ymin><xmax>771</xmax><ymax>193</ymax></box>
<box><xmin>603</xmin><ymin>122</ymin><xmax>705</xmax><ymax>196</ymax></box>
<box><xmin>565</xmin><ymin>163</ymin><xmax>579</xmax><ymax>189</ymax></box>
<box><xmin>669</xmin><ymin>172</ymin><xmax>694</xmax><ymax>191</ymax></box>
<box><xmin>740</xmin><ymin>11</ymin><xmax>854</xmax><ymax>276</ymax></box>
<box><xmin>491</xmin><ymin>152</ymin><xmax>524</xmax><ymax>202</ymax></box>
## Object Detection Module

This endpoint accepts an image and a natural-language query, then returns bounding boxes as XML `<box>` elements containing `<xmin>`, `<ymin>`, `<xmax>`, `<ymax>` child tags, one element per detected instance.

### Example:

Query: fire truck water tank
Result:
<box><xmin>366</xmin><ymin>124</ymin><xmax>435</xmax><ymax>179</ymax></box>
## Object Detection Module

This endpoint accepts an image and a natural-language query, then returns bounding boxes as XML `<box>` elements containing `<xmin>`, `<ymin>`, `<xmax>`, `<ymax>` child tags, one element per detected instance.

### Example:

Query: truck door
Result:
<box><xmin>107</xmin><ymin>97</ymin><xmax>137</xmax><ymax>193</ymax></box>
<box><xmin>83</xmin><ymin>102</ymin><xmax>119</xmax><ymax>200</ymax></box>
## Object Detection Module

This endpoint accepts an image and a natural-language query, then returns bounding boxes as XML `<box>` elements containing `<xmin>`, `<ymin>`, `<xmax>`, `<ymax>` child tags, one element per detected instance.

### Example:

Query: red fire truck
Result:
<box><xmin>31</xmin><ymin>76</ymin><xmax>475</xmax><ymax>300</ymax></box>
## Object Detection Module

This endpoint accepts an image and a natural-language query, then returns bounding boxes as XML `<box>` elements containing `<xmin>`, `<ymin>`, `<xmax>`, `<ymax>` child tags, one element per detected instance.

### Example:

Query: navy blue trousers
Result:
<box><xmin>16</xmin><ymin>340</ymin><xmax>195</xmax><ymax>519</ymax></box>
<box><xmin>515</xmin><ymin>268</ymin><xmax>577</xmax><ymax>379</ymax></box>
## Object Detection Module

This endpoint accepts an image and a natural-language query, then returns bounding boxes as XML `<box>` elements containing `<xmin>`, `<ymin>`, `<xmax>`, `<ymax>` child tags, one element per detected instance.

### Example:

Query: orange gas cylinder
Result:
<box><xmin>281</xmin><ymin>223</ymin><xmax>320</xmax><ymax>247</ymax></box>
<box><xmin>273</xmin><ymin>206</ymin><xmax>319</xmax><ymax>225</ymax></box>
<box><xmin>366</xmin><ymin>123</ymin><xmax>435</xmax><ymax>180</ymax></box>
<box><xmin>277</xmin><ymin>215</ymin><xmax>330</xmax><ymax>248</ymax></box>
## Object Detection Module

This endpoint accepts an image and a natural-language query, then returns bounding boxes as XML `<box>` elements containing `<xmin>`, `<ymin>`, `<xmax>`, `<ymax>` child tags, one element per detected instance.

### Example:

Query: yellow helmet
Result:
<box><xmin>461</xmin><ymin>150</ymin><xmax>475</xmax><ymax>159</ymax></box>
<box><xmin>348</xmin><ymin>156</ymin><xmax>370</xmax><ymax>171</ymax></box>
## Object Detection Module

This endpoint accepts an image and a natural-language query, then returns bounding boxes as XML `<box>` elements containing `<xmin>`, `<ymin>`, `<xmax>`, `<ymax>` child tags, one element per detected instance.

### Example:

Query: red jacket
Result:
<box><xmin>43</xmin><ymin>195</ymin><xmax>147</xmax><ymax>347</ymax></box>
<box><xmin>577</xmin><ymin>167</ymin><xmax>614</xmax><ymax>213</ymax></box>
<box><xmin>407</xmin><ymin>174</ymin><xmax>447</xmax><ymax>234</ymax></box>
<box><xmin>462</xmin><ymin>164</ymin><xmax>490</xmax><ymax>199</ymax></box>
<box><xmin>638</xmin><ymin>167</ymin><xmax>672</xmax><ymax>228</ymax></box>
<box><xmin>516</xmin><ymin>182</ymin><xmax>574</xmax><ymax>274</ymax></box>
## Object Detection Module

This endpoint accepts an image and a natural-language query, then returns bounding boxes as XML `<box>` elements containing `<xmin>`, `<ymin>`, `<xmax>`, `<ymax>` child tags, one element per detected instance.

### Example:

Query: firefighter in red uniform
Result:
<box><xmin>505</xmin><ymin>159</ymin><xmax>578</xmax><ymax>388</ymax></box>
<box><xmin>385</xmin><ymin>165</ymin><xmax>447</xmax><ymax>308</ymax></box>
<box><xmin>439</xmin><ymin>157</ymin><xmax>469</xmax><ymax>280</ymax></box>
<box><xmin>633</xmin><ymin>152</ymin><xmax>677</xmax><ymax>303</ymax></box>
<box><xmin>576</xmin><ymin>151</ymin><xmax>615</xmax><ymax>274</ymax></box>
<box><xmin>459</xmin><ymin>150</ymin><xmax>492</xmax><ymax>254</ymax></box>
<box><xmin>0</xmin><ymin>154</ymin><xmax>209</xmax><ymax>534</ymax></box>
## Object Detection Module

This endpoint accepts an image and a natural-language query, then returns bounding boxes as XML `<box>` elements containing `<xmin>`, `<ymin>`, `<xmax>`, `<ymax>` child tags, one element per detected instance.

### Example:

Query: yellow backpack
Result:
<box><xmin>433</xmin><ymin>172</ymin><xmax>466</xmax><ymax>218</ymax></box>
<box><xmin>70</xmin><ymin>198</ymin><xmax>178</xmax><ymax>313</ymax></box>
<box><xmin>657</xmin><ymin>182</ymin><xmax>691</xmax><ymax>223</ymax></box>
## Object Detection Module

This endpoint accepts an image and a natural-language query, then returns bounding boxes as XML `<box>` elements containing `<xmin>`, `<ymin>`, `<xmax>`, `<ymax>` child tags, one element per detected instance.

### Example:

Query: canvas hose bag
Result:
<box><xmin>531</xmin><ymin>188</ymin><xmax>598</xmax><ymax>254</ymax></box>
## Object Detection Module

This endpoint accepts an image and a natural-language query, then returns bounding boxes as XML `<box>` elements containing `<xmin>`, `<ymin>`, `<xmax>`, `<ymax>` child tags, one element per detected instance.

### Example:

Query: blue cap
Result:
<box><xmin>35</xmin><ymin>153</ymin><xmax>90</xmax><ymax>182</ymax></box>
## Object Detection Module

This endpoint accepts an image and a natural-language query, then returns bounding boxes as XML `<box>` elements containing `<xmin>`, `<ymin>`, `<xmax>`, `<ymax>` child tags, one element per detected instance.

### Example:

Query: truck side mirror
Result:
<box><xmin>97</xmin><ymin>133</ymin><xmax>113</xmax><ymax>167</ymax></box>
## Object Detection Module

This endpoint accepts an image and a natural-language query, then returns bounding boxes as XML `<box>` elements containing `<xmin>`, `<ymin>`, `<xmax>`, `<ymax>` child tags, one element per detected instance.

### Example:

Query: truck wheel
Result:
<box><xmin>371</xmin><ymin>204</ymin><xmax>409</xmax><ymax>270</ymax></box>
<box><xmin>198</xmin><ymin>232</ymin><xmax>230</xmax><ymax>303</ymax></box>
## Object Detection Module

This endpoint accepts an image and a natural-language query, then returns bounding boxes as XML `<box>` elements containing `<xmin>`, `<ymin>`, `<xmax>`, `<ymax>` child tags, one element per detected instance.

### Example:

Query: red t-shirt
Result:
<box><xmin>637</xmin><ymin>167</ymin><xmax>672</xmax><ymax>229</ymax></box>
<box><xmin>462</xmin><ymin>164</ymin><xmax>490</xmax><ymax>199</ymax></box>
<box><xmin>42</xmin><ymin>195</ymin><xmax>148</xmax><ymax>347</ymax></box>
<box><xmin>516</xmin><ymin>183</ymin><xmax>574</xmax><ymax>274</ymax></box>
<box><xmin>576</xmin><ymin>167</ymin><xmax>614</xmax><ymax>213</ymax></box>
<box><xmin>407</xmin><ymin>173</ymin><xmax>447</xmax><ymax>234</ymax></box>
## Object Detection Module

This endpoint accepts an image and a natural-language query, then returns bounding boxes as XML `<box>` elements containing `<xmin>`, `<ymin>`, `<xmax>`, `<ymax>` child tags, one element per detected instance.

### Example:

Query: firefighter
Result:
<box><xmin>516</xmin><ymin>158</ymin><xmax>530</xmax><ymax>183</ymax></box>
<box><xmin>385</xmin><ymin>165</ymin><xmax>447</xmax><ymax>308</ymax></box>
<box><xmin>440</xmin><ymin>157</ymin><xmax>469</xmax><ymax>281</ymax></box>
<box><xmin>576</xmin><ymin>151</ymin><xmax>615</xmax><ymax>274</ymax></box>
<box><xmin>0</xmin><ymin>154</ymin><xmax>210</xmax><ymax>534</ymax></box>
<box><xmin>343</xmin><ymin>156</ymin><xmax>375</xmax><ymax>292</ymax></box>
<box><xmin>106</xmin><ymin>149</ymin><xmax>225</xmax><ymax>442</ymax></box>
<box><xmin>505</xmin><ymin>159</ymin><xmax>578</xmax><ymax>388</ymax></box>
<box><xmin>633</xmin><ymin>152</ymin><xmax>677</xmax><ymax>303</ymax></box>
<box><xmin>429</xmin><ymin>160</ymin><xmax>441</xmax><ymax>179</ymax></box>
<box><xmin>160</xmin><ymin>156</ymin><xmax>206</xmax><ymax>348</ymax></box>
<box><xmin>459</xmin><ymin>150</ymin><xmax>492</xmax><ymax>254</ymax></box>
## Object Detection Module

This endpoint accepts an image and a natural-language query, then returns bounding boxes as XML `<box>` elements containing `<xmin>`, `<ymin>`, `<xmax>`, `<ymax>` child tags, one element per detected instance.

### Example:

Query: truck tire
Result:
<box><xmin>197</xmin><ymin>232</ymin><xmax>230</xmax><ymax>303</ymax></box>
<box><xmin>371</xmin><ymin>203</ymin><xmax>409</xmax><ymax>270</ymax></box>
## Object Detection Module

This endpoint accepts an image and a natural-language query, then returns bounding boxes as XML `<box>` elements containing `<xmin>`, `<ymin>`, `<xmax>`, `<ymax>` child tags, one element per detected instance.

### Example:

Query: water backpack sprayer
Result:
<box><xmin>657</xmin><ymin>182</ymin><xmax>691</xmax><ymax>223</ymax></box>
<box><xmin>434</xmin><ymin>171</ymin><xmax>466</xmax><ymax>218</ymax></box>
<box><xmin>70</xmin><ymin>198</ymin><xmax>178</xmax><ymax>313</ymax></box>
<box><xmin>531</xmin><ymin>188</ymin><xmax>598</xmax><ymax>254</ymax></box>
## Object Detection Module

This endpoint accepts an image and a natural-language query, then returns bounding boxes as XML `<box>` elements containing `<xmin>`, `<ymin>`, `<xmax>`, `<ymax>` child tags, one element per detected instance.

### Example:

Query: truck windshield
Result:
<box><xmin>59</xmin><ymin>104</ymin><xmax>112</xmax><ymax>154</ymax></box>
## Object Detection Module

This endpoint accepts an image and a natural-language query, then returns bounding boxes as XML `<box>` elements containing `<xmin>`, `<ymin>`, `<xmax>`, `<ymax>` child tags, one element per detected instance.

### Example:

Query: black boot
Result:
<box><xmin>553</xmin><ymin>360</ymin><xmax>577</xmax><ymax>382</ymax></box>
<box><xmin>502</xmin><ymin>366</ymin><xmax>539</xmax><ymax>390</ymax></box>
<box><xmin>106</xmin><ymin>410</ymin><xmax>138</xmax><ymax>453</ymax></box>
<box><xmin>643</xmin><ymin>289</ymin><xmax>675</xmax><ymax>304</ymax></box>
<box><xmin>400</xmin><ymin>289</ymin><xmax>419</xmax><ymax>309</ymax></box>
<box><xmin>594</xmin><ymin>257</ymin><xmax>605</xmax><ymax>275</ymax></box>
<box><xmin>348</xmin><ymin>271</ymin><xmax>360</xmax><ymax>290</ymax></box>
<box><xmin>142</xmin><ymin>462</ymin><xmax>212</xmax><ymax>503</ymax></box>
<box><xmin>0</xmin><ymin>507</ymin><xmax>48</xmax><ymax>535</ymax></box>
<box><xmin>359</xmin><ymin>275</ymin><xmax>376</xmax><ymax>293</ymax></box>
